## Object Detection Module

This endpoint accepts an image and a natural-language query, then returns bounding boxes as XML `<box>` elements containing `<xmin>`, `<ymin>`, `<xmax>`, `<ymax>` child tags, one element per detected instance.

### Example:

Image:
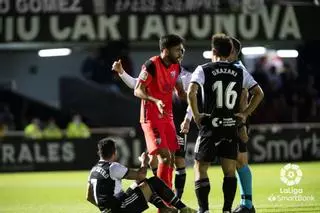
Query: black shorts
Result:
<box><xmin>102</xmin><ymin>187</ymin><xmax>148</xmax><ymax>213</ymax></box>
<box><xmin>194</xmin><ymin>135</ymin><xmax>238</xmax><ymax>162</ymax></box>
<box><xmin>175</xmin><ymin>134</ymin><xmax>186</xmax><ymax>158</ymax></box>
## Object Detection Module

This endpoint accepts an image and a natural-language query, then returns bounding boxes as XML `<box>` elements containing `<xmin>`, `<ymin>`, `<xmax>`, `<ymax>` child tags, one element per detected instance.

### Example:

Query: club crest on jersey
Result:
<box><xmin>170</xmin><ymin>71</ymin><xmax>176</xmax><ymax>78</ymax></box>
<box><xmin>139</xmin><ymin>70</ymin><xmax>148</xmax><ymax>81</ymax></box>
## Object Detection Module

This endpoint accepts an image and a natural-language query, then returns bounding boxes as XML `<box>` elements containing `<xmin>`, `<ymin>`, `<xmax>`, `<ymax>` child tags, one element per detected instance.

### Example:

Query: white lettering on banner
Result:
<box><xmin>162</xmin><ymin>0</ymin><xmax>184</xmax><ymax>12</ymax></box>
<box><xmin>279</xmin><ymin>5</ymin><xmax>301</xmax><ymax>39</ymax></box>
<box><xmin>5</xmin><ymin>17</ymin><xmax>14</xmax><ymax>41</ymax></box>
<box><xmin>1</xmin><ymin>142</ymin><xmax>75</xmax><ymax>164</ymax></box>
<box><xmin>141</xmin><ymin>15</ymin><xmax>166</xmax><ymax>39</ymax></box>
<box><xmin>47</xmin><ymin>142</ymin><xmax>59</xmax><ymax>162</ymax></box>
<box><xmin>18</xmin><ymin>144</ymin><xmax>33</xmax><ymax>163</ymax></box>
<box><xmin>72</xmin><ymin>15</ymin><xmax>96</xmax><ymax>40</ymax></box>
<box><xmin>214</xmin><ymin>14</ymin><xmax>236</xmax><ymax>37</ymax></box>
<box><xmin>62</xmin><ymin>142</ymin><xmax>75</xmax><ymax>162</ymax></box>
<box><xmin>50</xmin><ymin>15</ymin><xmax>70</xmax><ymax>40</ymax></box>
<box><xmin>17</xmin><ymin>16</ymin><xmax>39</xmax><ymax>41</ymax></box>
<box><xmin>190</xmin><ymin>15</ymin><xmax>211</xmax><ymax>39</ymax></box>
<box><xmin>15</xmin><ymin>0</ymin><xmax>82</xmax><ymax>14</ymax></box>
<box><xmin>49</xmin><ymin>15</ymin><xmax>120</xmax><ymax>41</ymax></box>
<box><xmin>2</xmin><ymin>144</ymin><xmax>15</xmax><ymax>163</ymax></box>
<box><xmin>261</xmin><ymin>5</ymin><xmax>280</xmax><ymax>39</ymax></box>
<box><xmin>239</xmin><ymin>13</ymin><xmax>258</xmax><ymax>40</ymax></box>
<box><xmin>252</xmin><ymin>133</ymin><xmax>320</xmax><ymax>162</ymax></box>
<box><xmin>34</xmin><ymin>143</ymin><xmax>46</xmax><ymax>163</ymax></box>
<box><xmin>128</xmin><ymin>15</ymin><xmax>138</xmax><ymax>40</ymax></box>
<box><xmin>115</xmin><ymin>0</ymin><xmax>219</xmax><ymax>13</ymax></box>
<box><xmin>2</xmin><ymin>16</ymin><xmax>40</xmax><ymax>41</ymax></box>
<box><xmin>115</xmin><ymin>0</ymin><xmax>156</xmax><ymax>13</ymax></box>
<box><xmin>97</xmin><ymin>15</ymin><xmax>120</xmax><ymax>40</ymax></box>
<box><xmin>166</xmin><ymin>15</ymin><xmax>188</xmax><ymax>36</ymax></box>
<box><xmin>214</xmin><ymin>5</ymin><xmax>300</xmax><ymax>40</ymax></box>
<box><xmin>0</xmin><ymin>5</ymin><xmax>302</xmax><ymax>42</ymax></box>
<box><xmin>0</xmin><ymin>0</ymin><xmax>10</xmax><ymax>14</ymax></box>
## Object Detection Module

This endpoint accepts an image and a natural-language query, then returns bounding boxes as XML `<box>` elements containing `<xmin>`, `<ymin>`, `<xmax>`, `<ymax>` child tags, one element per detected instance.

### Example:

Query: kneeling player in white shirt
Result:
<box><xmin>86</xmin><ymin>137</ymin><xmax>196</xmax><ymax>213</ymax></box>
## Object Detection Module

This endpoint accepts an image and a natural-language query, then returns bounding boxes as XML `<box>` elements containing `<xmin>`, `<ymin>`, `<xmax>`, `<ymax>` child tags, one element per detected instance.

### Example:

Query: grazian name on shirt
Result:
<box><xmin>212</xmin><ymin>68</ymin><xmax>237</xmax><ymax>77</ymax></box>
<box><xmin>92</xmin><ymin>166</ymin><xmax>109</xmax><ymax>179</ymax></box>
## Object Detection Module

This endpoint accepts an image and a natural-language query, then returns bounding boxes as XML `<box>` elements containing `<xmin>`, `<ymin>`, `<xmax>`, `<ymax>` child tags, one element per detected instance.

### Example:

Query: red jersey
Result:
<box><xmin>138</xmin><ymin>56</ymin><xmax>181</xmax><ymax>123</ymax></box>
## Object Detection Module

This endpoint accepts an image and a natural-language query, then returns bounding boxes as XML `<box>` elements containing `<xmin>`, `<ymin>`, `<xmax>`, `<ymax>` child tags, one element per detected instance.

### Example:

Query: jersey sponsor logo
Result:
<box><xmin>211</xmin><ymin>117</ymin><xmax>236</xmax><ymax>127</ymax></box>
<box><xmin>212</xmin><ymin>117</ymin><xmax>221</xmax><ymax>127</ymax></box>
<box><xmin>139</xmin><ymin>70</ymin><xmax>148</xmax><ymax>81</ymax></box>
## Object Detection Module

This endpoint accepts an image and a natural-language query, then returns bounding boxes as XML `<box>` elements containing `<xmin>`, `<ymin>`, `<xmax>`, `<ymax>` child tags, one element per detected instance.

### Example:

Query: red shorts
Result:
<box><xmin>141</xmin><ymin>120</ymin><xmax>179</xmax><ymax>155</ymax></box>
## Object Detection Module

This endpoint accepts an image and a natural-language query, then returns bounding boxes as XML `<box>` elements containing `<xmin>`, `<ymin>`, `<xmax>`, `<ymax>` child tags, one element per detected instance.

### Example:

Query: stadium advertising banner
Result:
<box><xmin>0</xmin><ymin>0</ymin><xmax>319</xmax><ymax>43</ymax></box>
<box><xmin>1</xmin><ymin>125</ymin><xmax>320</xmax><ymax>172</ymax></box>
<box><xmin>0</xmin><ymin>134</ymin><xmax>146</xmax><ymax>172</ymax></box>
<box><xmin>247</xmin><ymin>126</ymin><xmax>320</xmax><ymax>163</ymax></box>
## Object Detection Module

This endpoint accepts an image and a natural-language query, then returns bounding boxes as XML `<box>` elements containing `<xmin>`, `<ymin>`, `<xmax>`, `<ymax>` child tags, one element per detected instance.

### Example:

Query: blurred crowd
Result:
<box><xmin>23</xmin><ymin>114</ymin><xmax>90</xmax><ymax>140</ymax></box>
<box><xmin>0</xmin><ymin>108</ymin><xmax>90</xmax><ymax>139</ymax></box>
<box><xmin>249</xmin><ymin>55</ymin><xmax>320</xmax><ymax>124</ymax></box>
<box><xmin>81</xmin><ymin>41</ymin><xmax>134</xmax><ymax>95</ymax></box>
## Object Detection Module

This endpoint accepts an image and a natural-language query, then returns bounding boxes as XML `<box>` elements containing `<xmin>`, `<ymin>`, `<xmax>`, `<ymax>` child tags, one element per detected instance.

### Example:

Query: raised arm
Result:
<box><xmin>112</xmin><ymin>59</ymin><xmax>138</xmax><ymax>89</ymax></box>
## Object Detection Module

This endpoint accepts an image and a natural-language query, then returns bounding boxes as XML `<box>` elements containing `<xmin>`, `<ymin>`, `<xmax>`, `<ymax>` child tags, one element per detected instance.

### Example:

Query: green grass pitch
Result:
<box><xmin>0</xmin><ymin>162</ymin><xmax>319</xmax><ymax>212</ymax></box>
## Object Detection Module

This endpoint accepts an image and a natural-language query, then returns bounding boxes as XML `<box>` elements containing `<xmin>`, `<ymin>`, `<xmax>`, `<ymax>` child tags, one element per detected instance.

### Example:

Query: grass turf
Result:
<box><xmin>0</xmin><ymin>162</ymin><xmax>319</xmax><ymax>212</ymax></box>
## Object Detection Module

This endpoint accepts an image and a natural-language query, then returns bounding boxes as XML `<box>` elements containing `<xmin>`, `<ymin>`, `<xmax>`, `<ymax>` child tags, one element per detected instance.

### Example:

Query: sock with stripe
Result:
<box><xmin>147</xmin><ymin>176</ymin><xmax>186</xmax><ymax>209</ymax></box>
<box><xmin>195</xmin><ymin>178</ymin><xmax>210</xmax><ymax>213</ymax></box>
<box><xmin>149</xmin><ymin>193</ymin><xmax>167</xmax><ymax>208</ymax></box>
<box><xmin>175</xmin><ymin>167</ymin><xmax>186</xmax><ymax>198</ymax></box>
<box><xmin>237</xmin><ymin>165</ymin><xmax>253</xmax><ymax>209</ymax></box>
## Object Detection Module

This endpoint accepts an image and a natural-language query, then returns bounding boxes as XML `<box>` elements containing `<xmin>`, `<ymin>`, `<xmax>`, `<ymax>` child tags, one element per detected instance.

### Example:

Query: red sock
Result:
<box><xmin>157</xmin><ymin>163</ymin><xmax>171</xmax><ymax>188</ymax></box>
<box><xmin>168</xmin><ymin>166</ymin><xmax>174</xmax><ymax>189</ymax></box>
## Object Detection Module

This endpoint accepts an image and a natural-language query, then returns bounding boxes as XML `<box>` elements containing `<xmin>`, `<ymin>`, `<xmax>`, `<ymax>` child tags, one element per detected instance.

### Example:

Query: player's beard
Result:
<box><xmin>168</xmin><ymin>54</ymin><xmax>180</xmax><ymax>64</ymax></box>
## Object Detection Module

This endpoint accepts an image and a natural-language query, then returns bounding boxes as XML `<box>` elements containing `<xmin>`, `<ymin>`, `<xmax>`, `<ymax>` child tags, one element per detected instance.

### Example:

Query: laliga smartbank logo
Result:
<box><xmin>280</xmin><ymin>163</ymin><xmax>303</xmax><ymax>186</ymax></box>
<box><xmin>267</xmin><ymin>163</ymin><xmax>315</xmax><ymax>202</ymax></box>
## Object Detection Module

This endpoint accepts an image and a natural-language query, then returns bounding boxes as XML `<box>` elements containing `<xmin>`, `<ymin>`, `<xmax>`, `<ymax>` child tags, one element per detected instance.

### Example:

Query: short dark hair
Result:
<box><xmin>231</xmin><ymin>37</ymin><xmax>241</xmax><ymax>56</ymax></box>
<box><xmin>159</xmin><ymin>34</ymin><xmax>184</xmax><ymax>51</ymax></box>
<box><xmin>98</xmin><ymin>137</ymin><xmax>116</xmax><ymax>158</ymax></box>
<box><xmin>211</xmin><ymin>33</ymin><xmax>232</xmax><ymax>57</ymax></box>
